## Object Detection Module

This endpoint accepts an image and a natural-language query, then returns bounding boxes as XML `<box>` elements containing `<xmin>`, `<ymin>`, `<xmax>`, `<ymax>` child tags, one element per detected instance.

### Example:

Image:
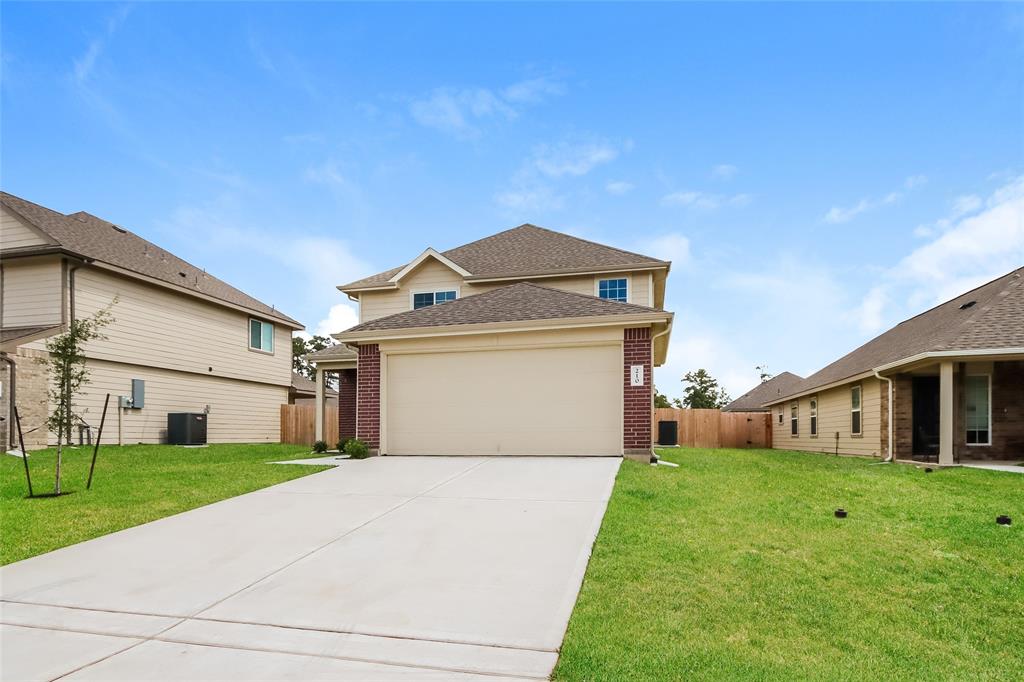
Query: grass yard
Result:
<box><xmin>554</xmin><ymin>448</ymin><xmax>1023</xmax><ymax>681</ymax></box>
<box><xmin>1</xmin><ymin>443</ymin><xmax>330</xmax><ymax>565</ymax></box>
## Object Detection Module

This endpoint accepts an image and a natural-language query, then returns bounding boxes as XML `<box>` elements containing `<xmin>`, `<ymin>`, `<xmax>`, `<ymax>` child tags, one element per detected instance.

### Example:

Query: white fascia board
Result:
<box><xmin>388</xmin><ymin>248</ymin><xmax>471</xmax><ymax>283</ymax></box>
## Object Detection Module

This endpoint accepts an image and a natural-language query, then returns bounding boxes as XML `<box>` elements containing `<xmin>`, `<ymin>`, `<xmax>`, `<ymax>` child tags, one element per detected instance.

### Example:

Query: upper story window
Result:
<box><xmin>413</xmin><ymin>290</ymin><xmax>457</xmax><ymax>310</ymax></box>
<box><xmin>790</xmin><ymin>401</ymin><xmax>799</xmax><ymax>436</ymax></box>
<box><xmin>598</xmin><ymin>278</ymin><xmax>628</xmax><ymax>302</ymax></box>
<box><xmin>850</xmin><ymin>385</ymin><xmax>862</xmax><ymax>435</ymax></box>
<box><xmin>249</xmin><ymin>318</ymin><xmax>274</xmax><ymax>353</ymax></box>
<box><xmin>965</xmin><ymin>374</ymin><xmax>991</xmax><ymax>445</ymax></box>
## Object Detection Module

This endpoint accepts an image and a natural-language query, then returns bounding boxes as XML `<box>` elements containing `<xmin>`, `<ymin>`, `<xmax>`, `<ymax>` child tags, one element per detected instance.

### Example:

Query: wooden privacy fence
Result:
<box><xmin>654</xmin><ymin>408</ymin><xmax>771</xmax><ymax>449</ymax></box>
<box><xmin>280</xmin><ymin>404</ymin><xmax>338</xmax><ymax>446</ymax></box>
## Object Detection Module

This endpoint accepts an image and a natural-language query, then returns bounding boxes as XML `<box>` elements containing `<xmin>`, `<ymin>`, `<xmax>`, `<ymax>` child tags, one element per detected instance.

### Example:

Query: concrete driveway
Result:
<box><xmin>0</xmin><ymin>456</ymin><xmax>620</xmax><ymax>681</ymax></box>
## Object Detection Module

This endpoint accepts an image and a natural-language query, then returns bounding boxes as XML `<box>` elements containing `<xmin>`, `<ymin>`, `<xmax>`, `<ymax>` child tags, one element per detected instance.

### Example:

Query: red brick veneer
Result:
<box><xmin>338</xmin><ymin>368</ymin><xmax>357</xmax><ymax>440</ymax></box>
<box><xmin>356</xmin><ymin>345</ymin><xmax>380</xmax><ymax>449</ymax></box>
<box><xmin>623</xmin><ymin>327</ymin><xmax>653</xmax><ymax>450</ymax></box>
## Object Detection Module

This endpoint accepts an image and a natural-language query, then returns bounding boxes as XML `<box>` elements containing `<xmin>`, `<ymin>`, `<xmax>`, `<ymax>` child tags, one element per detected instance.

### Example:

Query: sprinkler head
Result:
<box><xmin>996</xmin><ymin>515</ymin><xmax>1011</xmax><ymax>526</ymax></box>
<box><xmin>834</xmin><ymin>508</ymin><xmax>847</xmax><ymax>519</ymax></box>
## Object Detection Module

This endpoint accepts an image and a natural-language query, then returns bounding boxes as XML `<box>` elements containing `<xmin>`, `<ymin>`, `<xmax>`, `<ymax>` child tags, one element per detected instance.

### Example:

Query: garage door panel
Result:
<box><xmin>386</xmin><ymin>345</ymin><xmax>620</xmax><ymax>456</ymax></box>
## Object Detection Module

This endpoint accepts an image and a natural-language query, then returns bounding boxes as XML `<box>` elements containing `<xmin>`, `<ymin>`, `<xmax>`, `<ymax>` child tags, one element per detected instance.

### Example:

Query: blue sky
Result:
<box><xmin>3</xmin><ymin>2</ymin><xmax>1022</xmax><ymax>400</ymax></box>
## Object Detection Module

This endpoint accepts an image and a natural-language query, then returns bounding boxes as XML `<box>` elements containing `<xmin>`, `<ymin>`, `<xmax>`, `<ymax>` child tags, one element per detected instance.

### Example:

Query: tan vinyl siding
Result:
<box><xmin>73</xmin><ymin>359</ymin><xmax>287</xmax><ymax>444</ymax></box>
<box><xmin>358</xmin><ymin>261</ymin><xmax>657</xmax><ymax>323</ymax></box>
<box><xmin>359</xmin><ymin>259</ymin><xmax>464</xmax><ymax>322</ymax></box>
<box><xmin>1</xmin><ymin>257</ymin><xmax>63</xmax><ymax>328</ymax></box>
<box><xmin>65</xmin><ymin>267</ymin><xmax>291</xmax><ymax>387</ymax></box>
<box><xmin>1</xmin><ymin>206</ymin><xmax>51</xmax><ymax>250</ymax></box>
<box><xmin>770</xmin><ymin>378</ymin><xmax>882</xmax><ymax>457</ymax></box>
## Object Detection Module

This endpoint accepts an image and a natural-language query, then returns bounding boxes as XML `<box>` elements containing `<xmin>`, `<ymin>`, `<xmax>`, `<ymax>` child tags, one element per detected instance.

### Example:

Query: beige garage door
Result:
<box><xmin>385</xmin><ymin>345</ymin><xmax>621</xmax><ymax>455</ymax></box>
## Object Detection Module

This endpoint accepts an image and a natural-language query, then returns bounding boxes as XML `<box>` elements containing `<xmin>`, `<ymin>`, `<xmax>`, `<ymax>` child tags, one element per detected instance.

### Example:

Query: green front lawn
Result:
<box><xmin>555</xmin><ymin>448</ymin><xmax>1023</xmax><ymax>680</ymax></box>
<box><xmin>1</xmin><ymin>443</ymin><xmax>330</xmax><ymax>565</ymax></box>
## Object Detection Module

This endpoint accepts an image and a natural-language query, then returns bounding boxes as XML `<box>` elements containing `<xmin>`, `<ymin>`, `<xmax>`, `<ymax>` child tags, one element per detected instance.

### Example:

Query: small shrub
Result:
<box><xmin>336</xmin><ymin>438</ymin><xmax>351</xmax><ymax>453</ymax></box>
<box><xmin>344</xmin><ymin>439</ymin><xmax>370</xmax><ymax>459</ymax></box>
<box><xmin>311</xmin><ymin>440</ymin><xmax>328</xmax><ymax>454</ymax></box>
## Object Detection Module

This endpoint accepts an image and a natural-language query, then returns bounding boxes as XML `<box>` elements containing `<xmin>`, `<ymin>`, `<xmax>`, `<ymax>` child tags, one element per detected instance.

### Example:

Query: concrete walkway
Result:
<box><xmin>1</xmin><ymin>456</ymin><xmax>620</xmax><ymax>681</ymax></box>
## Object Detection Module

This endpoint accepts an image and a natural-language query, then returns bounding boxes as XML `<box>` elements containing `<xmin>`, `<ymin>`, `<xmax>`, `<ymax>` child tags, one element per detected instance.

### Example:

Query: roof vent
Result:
<box><xmin>959</xmin><ymin>300</ymin><xmax>977</xmax><ymax>310</ymax></box>
<box><xmin>111</xmin><ymin>224</ymin><xmax>127</xmax><ymax>234</ymax></box>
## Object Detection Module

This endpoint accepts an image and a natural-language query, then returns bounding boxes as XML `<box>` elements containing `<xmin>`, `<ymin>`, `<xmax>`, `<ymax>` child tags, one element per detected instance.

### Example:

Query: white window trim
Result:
<box><xmin>965</xmin><ymin>373</ymin><xmax>992</xmax><ymax>446</ymax></box>
<box><xmin>809</xmin><ymin>396</ymin><xmax>818</xmax><ymax>437</ymax></box>
<box><xmin>850</xmin><ymin>385</ymin><xmax>862</xmax><ymax>436</ymax></box>
<box><xmin>790</xmin><ymin>401</ymin><xmax>799</xmax><ymax>437</ymax></box>
<box><xmin>248</xmin><ymin>318</ymin><xmax>275</xmax><ymax>355</ymax></box>
<box><xmin>409</xmin><ymin>286</ymin><xmax>461</xmax><ymax>310</ymax></box>
<box><xmin>594</xmin><ymin>274</ymin><xmax>631</xmax><ymax>303</ymax></box>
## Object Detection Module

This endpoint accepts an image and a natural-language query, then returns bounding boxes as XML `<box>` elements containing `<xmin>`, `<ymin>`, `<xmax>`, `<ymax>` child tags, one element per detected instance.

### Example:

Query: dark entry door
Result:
<box><xmin>912</xmin><ymin>376</ymin><xmax>940</xmax><ymax>460</ymax></box>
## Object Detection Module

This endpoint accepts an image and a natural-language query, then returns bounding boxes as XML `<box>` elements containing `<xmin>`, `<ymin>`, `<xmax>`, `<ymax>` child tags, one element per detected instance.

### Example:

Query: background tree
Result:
<box><xmin>680</xmin><ymin>368</ymin><xmax>731</xmax><ymax>409</ymax></box>
<box><xmin>39</xmin><ymin>302</ymin><xmax>115</xmax><ymax>495</ymax></box>
<box><xmin>756</xmin><ymin>364</ymin><xmax>773</xmax><ymax>383</ymax></box>
<box><xmin>654</xmin><ymin>388</ymin><xmax>673</xmax><ymax>409</ymax></box>
<box><xmin>292</xmin><ymin>334</ymin><xmax>335</xmax><ymax>380</ymax></box>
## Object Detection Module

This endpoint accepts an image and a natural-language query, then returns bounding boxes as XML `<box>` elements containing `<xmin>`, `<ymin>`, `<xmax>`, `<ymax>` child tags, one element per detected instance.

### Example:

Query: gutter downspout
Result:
<box><xmin>873</xmin><ymin>369</ymin><xmax>894</xmax><ymax>463</ymax></box>
<box><xmin>649</xmin><ymin>319</ymin><xmax>673</xmax><ymax>463</ymax></box>
<box><xmin>1</xmin><ymin>353</ymin><xmax>15</xmax><ymax>450</ymax></box>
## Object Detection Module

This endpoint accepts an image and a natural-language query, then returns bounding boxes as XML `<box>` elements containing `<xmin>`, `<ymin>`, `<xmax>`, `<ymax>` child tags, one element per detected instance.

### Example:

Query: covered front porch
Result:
<box><xmin>305</xmin><ymin>345</ymin><xmax>358</xmax><ymax>445</ymax></box>
<box><xmin>883</xmin><ymin>354</ymin><xmax>1024</xmax><ymax>466</ymax></box>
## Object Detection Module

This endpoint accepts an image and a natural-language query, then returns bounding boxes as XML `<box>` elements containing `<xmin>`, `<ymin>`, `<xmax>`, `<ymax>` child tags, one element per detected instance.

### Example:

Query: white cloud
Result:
<box><xmin>639</xmin><ymin>233</ymin><xmax>690</xmax><ymax>266</ymax></box>
<box><xmin>824</xmin><ymin>198</ymin><xmax>872</xmax><ymax>224</ymax></box>
<box><xmin>896</xmin><ymin>175</ymin><xmax>1024</xmax><ymax>304</ymax></box>
<box><xmin>304</xmin><ymin>160</ymin><xmax>349</xmax><ymax>188</ymax></box>
<box><xmin>824</xmin><ymin>174</ymin><xmax>927</xmax><ymax>224</ymax></box>
<box><xmin>316</xmin><ymin>303</ymin><xmax>359</xmax><ymax>336</ymax></box>
<box><xmin>494</xmin><ymin>185</ymin><xmax>564</xmax><ymax>212</ymax></box>
<box><xmin>409</xmin><ymin>75</ymin><xmax>564</xmax><ymax>138</ymax></box>
<box><xmin>605</xmin><ymin>180</ymin><xmax>634</xmax><ymax>196</ymax></box>
<box><xmin>500</xmin><ymin>75</ymin><xmax>565</xmax><ymax>104</ymax></box>
<box><xmin>853</xmin><ymin>286</ymin><xmax>889</xmax><ymax>334</ymax></box>
<box><xmin>904</xmin><ymin>174</ymin><xmax>928</xmax><ymax>189</ymax></box>
<box><xmin>711</xmin><ymin>164</ymin><xmax>738</xmax><ymax>180</ymax></box>
<box><xmin>72</xmin><ymin>5</ymin><xmax>132</xmax><ymax>84</ymax></box>
<box><xmin>532</xmin><ymin>140</ymin><xmax>619</xmax><ymax>178</ymax></box>
<box><xmin>661</xmin><ymin>190</ymin><xmax>751</xmax><ymax>210</ymax></box>
<box><xmin>951</xmin><ymin>194</ymin><xmax>982</xmax><ymax>217</ymax></box>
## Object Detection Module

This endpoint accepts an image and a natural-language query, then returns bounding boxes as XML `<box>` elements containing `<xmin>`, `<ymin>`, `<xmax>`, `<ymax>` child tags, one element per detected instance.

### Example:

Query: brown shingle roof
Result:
<box><xmin>771</xmin><ymin>267</ymin><xmax>1024</xmax><ymax>403</ymax></box>
<box><xmin>0</xmin><ymin>325</ymin><xmax>61</xmax><ymax>346</ymax></box>
<box><xmin>304</xmin><ymin>344</ymin><xmax>357</xmax><ymax>362</ymax></box>
<box><xmin>340</xmin><ymin>224</ymin><xmax>668</xmax><ymax>290</ymax></box>
<box><xmin>722</xmin><ymin>372</ymin><xmax>804</xmax><ymax>412</ymax></box>
<box><xmin>339</xmin><ymin>281</ymin><xmax>669</xmax><ymax>335</ymax></box>
<box><xmin>1</xmin><ymin>192</ymin><xmax>302</xmax><ymax>327</ymax></box>
<box><xmin>290</xmin><ymin>372</ymin><xmax>338</xmax><ymax>398</ymax></box>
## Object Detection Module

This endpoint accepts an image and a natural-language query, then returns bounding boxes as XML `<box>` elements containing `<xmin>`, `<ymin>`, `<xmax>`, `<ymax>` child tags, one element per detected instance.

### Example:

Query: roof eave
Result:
<box><xmin>463</xmin><ymin>262</ymin><xmax>670</xmax><ymax>283</ymax></box>
<box><xmin>334</xmin><ymin>311</ymin><xmax>673</xmax><ymax>344</ymax></box>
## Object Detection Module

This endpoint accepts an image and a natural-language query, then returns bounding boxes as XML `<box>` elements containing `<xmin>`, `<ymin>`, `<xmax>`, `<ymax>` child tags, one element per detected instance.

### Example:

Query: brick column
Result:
<box><xmin>356</xmin><ymin>344</ymin><xmax>380</xmax><ymax>450</ymax></box>
<box><xmin>338</xmin><ymin>368</ymin><xmax>357</xmax><ymax>440</ymax></box>
<box><xmin>623</xmin><ymin>327</ymin><xmax>653</xmax><ymax>459</ymax></box>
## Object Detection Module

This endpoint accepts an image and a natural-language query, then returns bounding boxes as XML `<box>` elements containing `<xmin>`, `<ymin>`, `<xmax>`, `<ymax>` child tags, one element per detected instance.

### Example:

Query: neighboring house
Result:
<box><xmin>765</xmin><ymin>267</ymin><xmax>1024</xmax><ymax>464</ymax></box>
<box><xmin>311</xmin><ymin>224</ymin><xmax>674</xmax><ymax>458</ymax></box>
<box><xmin>0</xmin><ymin>192</ymin><xmax>302</xmax><ymax>449</ymax></box>
<box><xmin>722</xmin><ymin>372</ymin><xmax>803</xmax><ymax>412</ymax></box>
<box><xmin>289</xmin><ymin>372</ymin><xmax>337</xmax><ymax>406</ymax></box>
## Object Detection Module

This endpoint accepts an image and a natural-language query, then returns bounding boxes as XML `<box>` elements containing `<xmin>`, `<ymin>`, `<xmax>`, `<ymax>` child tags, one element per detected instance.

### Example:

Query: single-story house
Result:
<box><xmin>289</xmin><ymin>372</ymin><xmax>338</xmax><ymax>406</ymax></box>
<box><xmin>722</xmin><ymin>372</ymin><xmax>803</xmax><ymax>412</ymax></box>
<box><xmin>311</xmin><ymin>224</ymin><xmax>674</xmax><ymax>459</ymax></box>
<box><xmin>764</xmin><ymin>267</ymin><xmax>1023</xmax><ymax>465</ymax></box>
<box><xmin>0</xmin><ymin>192</ymin><xmax>302</xmax><ymax>449</ymax></box>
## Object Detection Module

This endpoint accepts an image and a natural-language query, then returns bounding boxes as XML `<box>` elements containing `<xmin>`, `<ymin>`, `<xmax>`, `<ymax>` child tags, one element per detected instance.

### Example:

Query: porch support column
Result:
<box><xmin>314</xmin><ymin>366</ymin><xmax>325</xmax><ymax>442</ymax></box>
<box><xmin>939</xmin><ymin>361</ymin><xmax>954</xmax><ymax>466</ymax></box>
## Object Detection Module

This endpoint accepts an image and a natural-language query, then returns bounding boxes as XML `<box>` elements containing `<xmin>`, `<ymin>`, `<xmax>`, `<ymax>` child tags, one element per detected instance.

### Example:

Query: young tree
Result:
<box><xmin>680</xmin><ymin>368</ymin><xmax>731</xmax><ymax>409</ymax></box>
<box><xmin>39</xmin><ymin>302</ymin><xmax>115</xmax><ymax>495</ymax></box>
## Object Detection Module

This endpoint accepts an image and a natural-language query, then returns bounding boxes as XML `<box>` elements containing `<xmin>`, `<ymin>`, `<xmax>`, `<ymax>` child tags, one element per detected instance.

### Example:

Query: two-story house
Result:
<box><xmin>0</xmin><ymin>192</ymin><xmax>302</xmax><ymax>449</ymax></box>
<box><xmin>309</xmin><ymin>224</ymin><xmax>674</xmax><ymax>459</ymax></box>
